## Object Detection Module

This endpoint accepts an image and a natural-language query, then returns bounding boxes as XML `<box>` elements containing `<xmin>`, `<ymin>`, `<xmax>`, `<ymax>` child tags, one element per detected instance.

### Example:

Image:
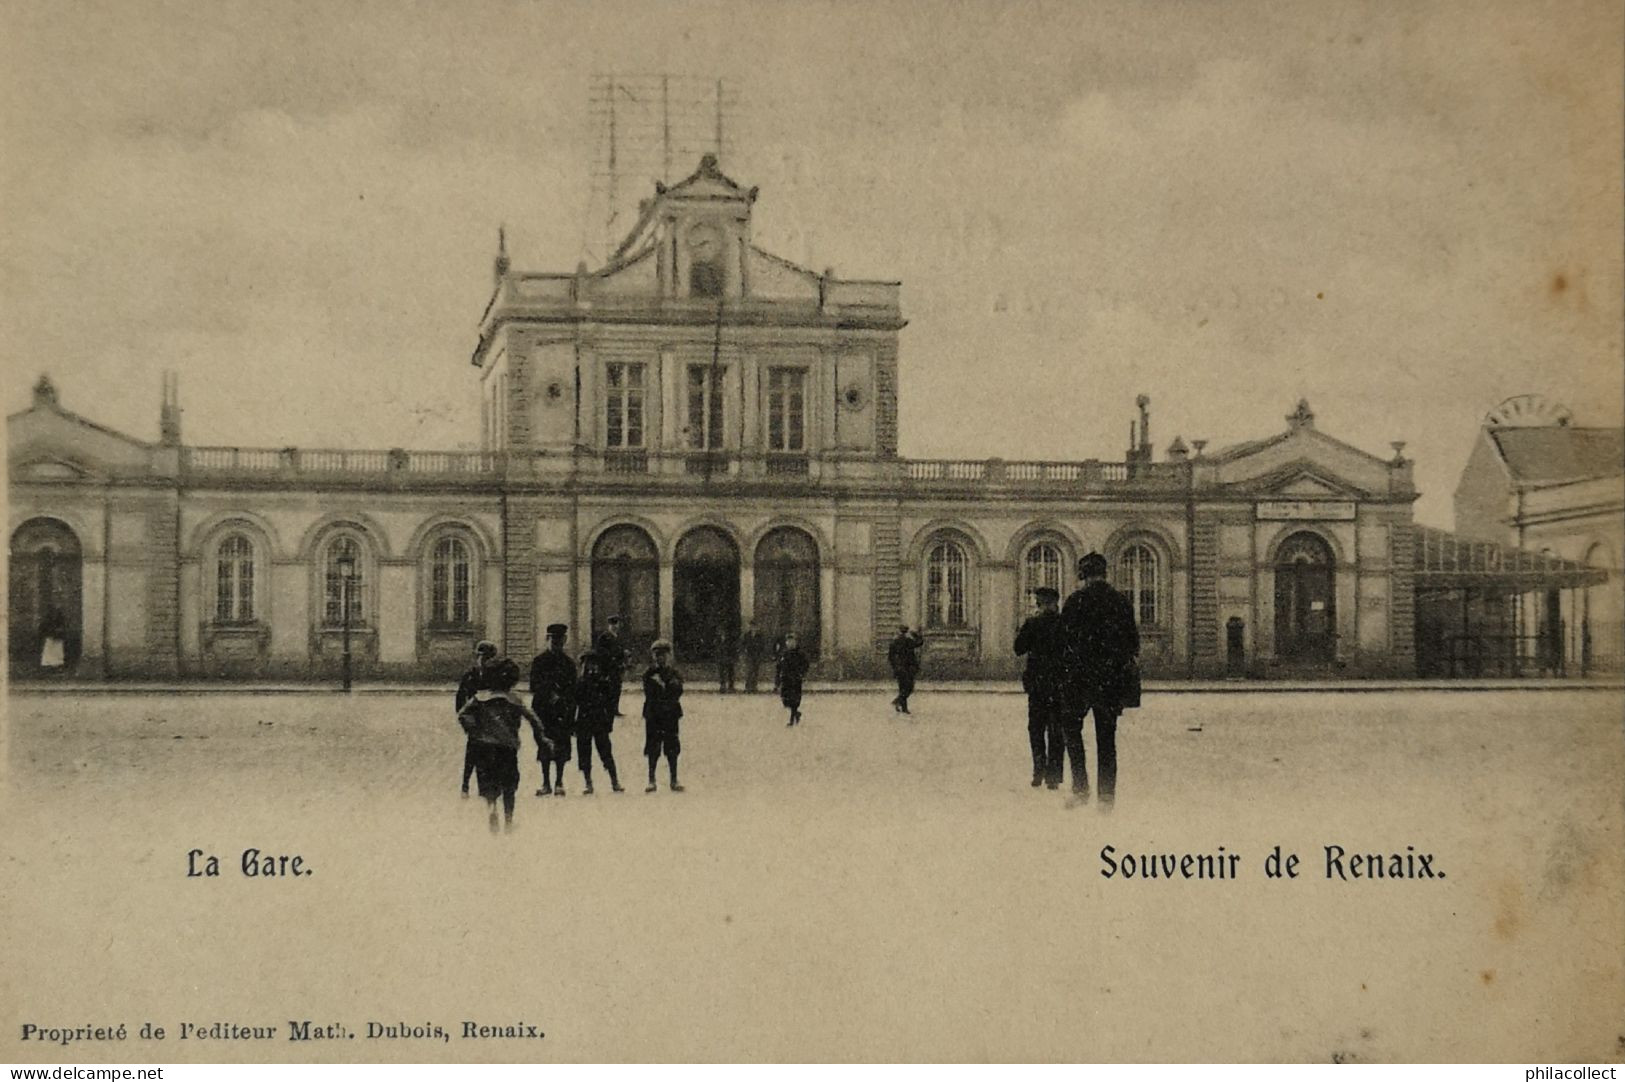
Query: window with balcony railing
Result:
<box><xmin>687</xmin><ymin>365</ymin><xmax>725</xmax><ymax>450</ymax></box>
<box><xmin>767</xmin><ymin>367</ymin><xmax>807</xmax><ymax>453</ymax></box>
<box><xmin>605</xmin><ymin>363</ymin><xmax>646</xmax><ymax>449</ymax></box>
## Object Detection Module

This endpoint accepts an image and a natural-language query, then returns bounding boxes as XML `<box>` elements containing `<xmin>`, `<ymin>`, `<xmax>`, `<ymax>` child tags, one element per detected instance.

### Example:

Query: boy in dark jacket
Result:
<box><xmin>642</xmin><ymin>639</ymin><xmax>685</xmax><ymax>793</ymax></box>
<box><xmin>457</xmin><ymin>657</ymin><xmax>552</xmax><ymax>833</ymax></box>
<box><xmin>575</xmin><ymin>634</ymin><xmax>625</xmax><ymax>794</ymax></box>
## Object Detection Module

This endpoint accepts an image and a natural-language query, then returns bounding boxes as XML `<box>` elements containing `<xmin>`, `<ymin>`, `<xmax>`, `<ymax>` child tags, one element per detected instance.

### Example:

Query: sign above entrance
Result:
<box><xmin>1256</xmin><ymin>500</ymin><xmax>1356</xmax><ymax>521</ymax></box>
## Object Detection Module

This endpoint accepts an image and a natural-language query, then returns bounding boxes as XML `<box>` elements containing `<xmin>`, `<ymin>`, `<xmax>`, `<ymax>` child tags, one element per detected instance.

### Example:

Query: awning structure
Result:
<box><xmin>1412</xmin><ymin>526</ymin><xmax>1609</xmax><ymax>592</ymax></box>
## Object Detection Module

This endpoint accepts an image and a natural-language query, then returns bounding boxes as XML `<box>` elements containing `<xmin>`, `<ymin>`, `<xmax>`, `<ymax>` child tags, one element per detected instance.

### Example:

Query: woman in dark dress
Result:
<box><xmin>776</xmin><ymin>632</ymin><xmax>810</xmax><ymax>726</ymax></box>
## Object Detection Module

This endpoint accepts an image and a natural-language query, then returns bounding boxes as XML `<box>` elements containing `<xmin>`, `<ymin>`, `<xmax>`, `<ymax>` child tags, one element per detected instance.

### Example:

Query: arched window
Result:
<box><xmin>925</xmin><ymin>539</ymin><xmax>969</xmax><ymax>628</ymax></box>
<box><xmin>1117</xmin><ymin>543</ymin><xmax>1160</xmax><ymax>627</ymax></box>
<box><xmin>430</xmin><ymin>536</ymin><xmax>472</xmax><ymax>626</ymax></box>
<box><xmin>1022</xmin><ymin>542</ymin><xmax>1064</xmax><ymax>607</ymax></box>
<box><xmin>215</xmin><ymin>533</ymin><xmax>256</xmax><ymax>623</ymax></box>
<box><xmin>323</xmin><ymin>536</ymin><xmax>365</xmax><ymax>626</ymax></box>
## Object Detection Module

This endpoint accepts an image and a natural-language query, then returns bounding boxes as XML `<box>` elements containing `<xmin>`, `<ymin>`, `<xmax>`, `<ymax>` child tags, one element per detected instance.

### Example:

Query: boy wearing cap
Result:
<box><xmin>529</xmin><ymin>623</ymin><xmax>577</xmax><ymax>796</ymax></box>
<box><xmin>457</xmin><ymin>656</ymin><xmax>552</xmax><ymax>833</ymax></box>
<box><xmin>575</xmin><ymin>632</ymin><xmax>625</xmax><ymax>794</ymax></box>
<box><xmin>455</xmin><ymin>640</ymin><xmax>499</xmax><ymax>797</ymax></box>
<box><xmin>641</xmin><ymin>639</ymin><xmax>685</xmax><ymax>792</ymax></box>
<box><xmin>1015</xmin><ymin>585</ymin><xmax>1069</xmax><ymax>789</ymax></box>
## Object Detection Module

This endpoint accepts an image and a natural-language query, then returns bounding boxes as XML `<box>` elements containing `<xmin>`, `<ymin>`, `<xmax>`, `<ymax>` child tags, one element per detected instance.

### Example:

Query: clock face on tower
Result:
<box><xmin>687</xmin><ymin>223</ymin><xmax>724</xmax><ymax>262</ymax></box>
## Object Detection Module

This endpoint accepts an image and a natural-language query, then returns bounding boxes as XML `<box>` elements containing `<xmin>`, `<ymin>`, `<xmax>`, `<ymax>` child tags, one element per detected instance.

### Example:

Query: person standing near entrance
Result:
<box><xmin>717</xmin><ymin>621</ymin><xmax>738</xmax><ymax>694</ymax></box>
<box><xmin>1014</xmin><ymin>586</ymin><xmax>1069</xmax><ymax>789</ymax></box>
<box><xmin>888</xmin><ymin>625</ymin><xmax>924</xmax><ymax>714</ymax></box>
<box><xmin>740</xmin><ymin>622</ymin><xmax>765</xmax><ymax>693</ymax></box>
<box><xmin>777</xmin><ymin>631</ymin><xmax>810</xmax><ymax>726</ymax></box>
<box><xmin>38</xmin><ymin>606</ymin><xmax>67</xmax><ymax>675</ymax></box>
<box><xmin>602</xmin><ymin>615</ymin><xmax>629</xmax><ymax>717</ymax></box>
<box><xmin>528</xmin><ymin>623</ymin><xmax>577</xmax><ymax>797</ymax></box>
<box><xmin>575</xmin><ymin>634</ymin><xmax>624</xmax><ymax>794</ymax></box>
<box><xmin>642</xmin><ymin>639</ymin><xmax>685</xmax><ymax>793</ymax></box>
<box><xmin>1061</xmin><ymin>552</ymin><xmax>1140</xmax><ymax>806</ymax></box>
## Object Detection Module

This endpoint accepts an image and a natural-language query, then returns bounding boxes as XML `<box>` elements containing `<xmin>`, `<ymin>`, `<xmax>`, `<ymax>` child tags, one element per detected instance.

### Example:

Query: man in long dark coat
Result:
<box><xmin>887</xmin><ymin>625</ymin><xmax>924</xmax><ymax>714</ymax></box>
<box><xmin>529</xmin><ymin>623</ymin><xmax>577</xmax><ymax>796</ymax></box>
<box><xmin>777</xmin><ymin>631</ymin><xmax>810</xmax><ymax>726</ymax></box>
<box><xmin>1014</xmin><ymin>585</ymin><xmax>1070</xmax><ymax>789</ymax></box>
<box><xmin>1061</xmin><ymin>552</ymin><xmax>1140</xmax><ymax>806</ymax></box>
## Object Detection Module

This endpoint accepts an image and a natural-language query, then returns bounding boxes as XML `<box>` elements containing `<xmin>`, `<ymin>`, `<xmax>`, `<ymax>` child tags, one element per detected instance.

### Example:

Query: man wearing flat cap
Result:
<box><xmin>1015</xmin><ymin>585</ymin><xmax>1069</xmax><ymax>789</ymax></box>
<box><xmin>529</xmin><ymin>623</ymin><xmax>577</xmax><ymax>796</ymax></box>
<box><xmin>1061</xmin><ymin>552</ymin><xmax>1140</xmax><ymax>806</ymax></box>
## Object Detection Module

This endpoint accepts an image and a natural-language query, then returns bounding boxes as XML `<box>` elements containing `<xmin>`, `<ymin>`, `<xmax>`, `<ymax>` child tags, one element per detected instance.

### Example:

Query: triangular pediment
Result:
<box><xmin>1271</xmin><ymin>473</ymin><xmax>1357</xmax><ymax>498</ymax></box>
<box><xmin>662</xmin><ymin>154</ymin><xmax>751</xmax><ymax>200</ymax></box>
<box><xmin>1229</xmin><ymin>458</ymin><xmax>1378</xmax><ymax>500</ymax></box>
<box><xmin>1212</xmin><ymin>417</ymin><xmax>1396</xmax><ymax>498</ymax></box>
<box><xmin>8</xmin><ymin>403</ymin><xmax>154</xmax><ymax>475</ymax></box>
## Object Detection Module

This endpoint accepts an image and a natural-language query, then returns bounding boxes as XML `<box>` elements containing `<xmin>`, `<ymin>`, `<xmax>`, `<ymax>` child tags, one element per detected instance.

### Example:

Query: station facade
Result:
<box><xmin>9</xmin><ymin>156</ymin><xmax>1429</xmax><ymax>681</ymax></box>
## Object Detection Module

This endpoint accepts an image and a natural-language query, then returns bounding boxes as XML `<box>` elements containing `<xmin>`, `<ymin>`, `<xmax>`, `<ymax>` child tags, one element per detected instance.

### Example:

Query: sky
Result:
<box><xmin>3</xmin><ymin>0</ymin><xmax>1621</xmax><ymax>527</ymax></box>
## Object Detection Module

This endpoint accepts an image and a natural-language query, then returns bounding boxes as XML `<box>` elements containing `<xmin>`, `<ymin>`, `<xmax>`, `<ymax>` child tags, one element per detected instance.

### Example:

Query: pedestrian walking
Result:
<box><xmin>1060</xmin><ymin>552</ymin><xmax>1141</xmax><ymax>807</ymax></box>
<box><xmin>887</xmin><ymin>625</ymin><xmax>924</xmax><ymax>714</ymax></box>
<box><xmin>528</xmin><ymin>623</ymin><xmax>577</xmax><ymax>797</ymax></box>
<box><xmin>740</xmin><ymin>622</ymin><xmax>765</xmax><ymax>693</ymax></box>
<box><xmin>777</xmin><ymin>632</ymin><xmax>810</xmax><ymax>726</ymax></box>
<box><xmin>1014</xmin><ymin>586</ymin><xmax>1070</xmax><ymax>789</ymax></box>
<box><xmin>575</xmin><ymin>634</ymin><xmax>625</xmax><ymax>794</ymax></box>
<box><xmin>642</xmin><ymin>639</ymin><xmax>685</xmax><ymax>793</ymax></box>
<box><xmin>456</xmin><ymin>656</ymin><xmax>552</xmax><ymax>833</ymax></box>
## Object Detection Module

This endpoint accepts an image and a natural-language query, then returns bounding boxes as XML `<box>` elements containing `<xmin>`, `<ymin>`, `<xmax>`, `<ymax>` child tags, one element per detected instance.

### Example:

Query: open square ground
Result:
<box><xmin>3</xmin><ymin>688</ymin><xmax>1621</xmax><ymax>1061</ymax></box>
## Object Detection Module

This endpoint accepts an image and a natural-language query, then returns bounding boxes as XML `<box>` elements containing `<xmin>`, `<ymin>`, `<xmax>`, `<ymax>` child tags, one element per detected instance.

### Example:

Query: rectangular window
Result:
<box><xmin>766</xmin><ymin>367</ymin><xmax>807</xmax><ymax>452</ymax></box>
<box><xmin>687</xmin><ymin>365</ymin><xmax>725</xmax><ymax>450</ymax></box>
<box><xmin>605</xmin><ymin>363</ymin><xmax>646</xmax><ymax>449</ymax></box>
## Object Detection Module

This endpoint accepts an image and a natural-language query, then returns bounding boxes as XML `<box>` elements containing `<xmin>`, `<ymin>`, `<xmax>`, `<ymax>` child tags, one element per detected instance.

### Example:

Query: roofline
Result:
<box><xmin>6</xmin><ymin>404</ymin><xmax>155</xmax><ymax>448</ymax></box>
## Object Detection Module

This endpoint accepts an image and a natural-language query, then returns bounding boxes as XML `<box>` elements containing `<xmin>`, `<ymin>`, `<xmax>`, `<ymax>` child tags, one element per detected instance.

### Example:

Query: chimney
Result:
<box><xmin>159</xmin><ymin>371</ymin><xmax>182</xmax><ymax>446</ymax></box>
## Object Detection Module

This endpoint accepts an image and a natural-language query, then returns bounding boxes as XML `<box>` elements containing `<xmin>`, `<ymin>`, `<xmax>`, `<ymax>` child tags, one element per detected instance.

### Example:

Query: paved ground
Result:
<box><xmin>3</xmin><ymin>689</ymin><xmax>1622</xmax><ymax>1062</ymax></box>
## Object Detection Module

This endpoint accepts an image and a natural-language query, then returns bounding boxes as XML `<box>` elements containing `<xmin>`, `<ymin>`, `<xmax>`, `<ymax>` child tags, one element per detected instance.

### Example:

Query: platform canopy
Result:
<box><xmin>1412</xmin><ymin>526</ymin><xmax>1609</xmax><ymax>592</ymax></box>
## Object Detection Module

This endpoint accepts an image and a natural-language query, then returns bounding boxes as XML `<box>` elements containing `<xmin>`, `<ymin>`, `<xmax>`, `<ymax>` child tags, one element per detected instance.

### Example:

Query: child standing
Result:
<box><xmin>642</xmin><ymin>639</ymin><xmax>685</xmax><ymax>793</ymax></box>
<box><xmin>575</xmin><ymin>634</ymin><xmax>625</xmax><ymax>794</ymax></box>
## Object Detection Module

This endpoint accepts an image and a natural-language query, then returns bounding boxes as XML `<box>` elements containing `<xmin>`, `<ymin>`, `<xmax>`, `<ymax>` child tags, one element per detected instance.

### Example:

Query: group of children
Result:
<box><xmin>454</xmin><ymin>624</ymin><xmax>687</xmax><ymax>833</ymax></box>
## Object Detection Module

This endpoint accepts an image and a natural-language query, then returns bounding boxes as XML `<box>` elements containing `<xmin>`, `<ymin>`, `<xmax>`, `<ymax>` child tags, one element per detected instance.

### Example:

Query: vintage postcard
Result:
<box><xmin>4</xmin><ymin>0</ymin><xmax>1622</xmax><ymax>1065</ymax></box>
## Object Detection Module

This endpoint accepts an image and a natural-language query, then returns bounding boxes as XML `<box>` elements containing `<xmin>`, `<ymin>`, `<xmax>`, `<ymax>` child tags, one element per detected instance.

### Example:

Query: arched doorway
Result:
<box><xmin>591</xmin><ymin>526</ymin><xmax>659</xmax><ymax>661</ymax></box>
<box><xmin>673</xmin><ymin>526</ymin><xmax>740</xmax><ymax>663</ymax></box>
<box><xmin>1274</xmin><ymin>531</ymin><xmax>1336</xmax><ymax>662</ymax></box>
<box><xmin>754</xmin><ymin>527</ymin><xmax>820</xmax><ymax>658</ymax></box>
<box><xmin>10</xmin><ymin>518</ymin><xmax>83</xmax><ymax>674</ymax></box>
